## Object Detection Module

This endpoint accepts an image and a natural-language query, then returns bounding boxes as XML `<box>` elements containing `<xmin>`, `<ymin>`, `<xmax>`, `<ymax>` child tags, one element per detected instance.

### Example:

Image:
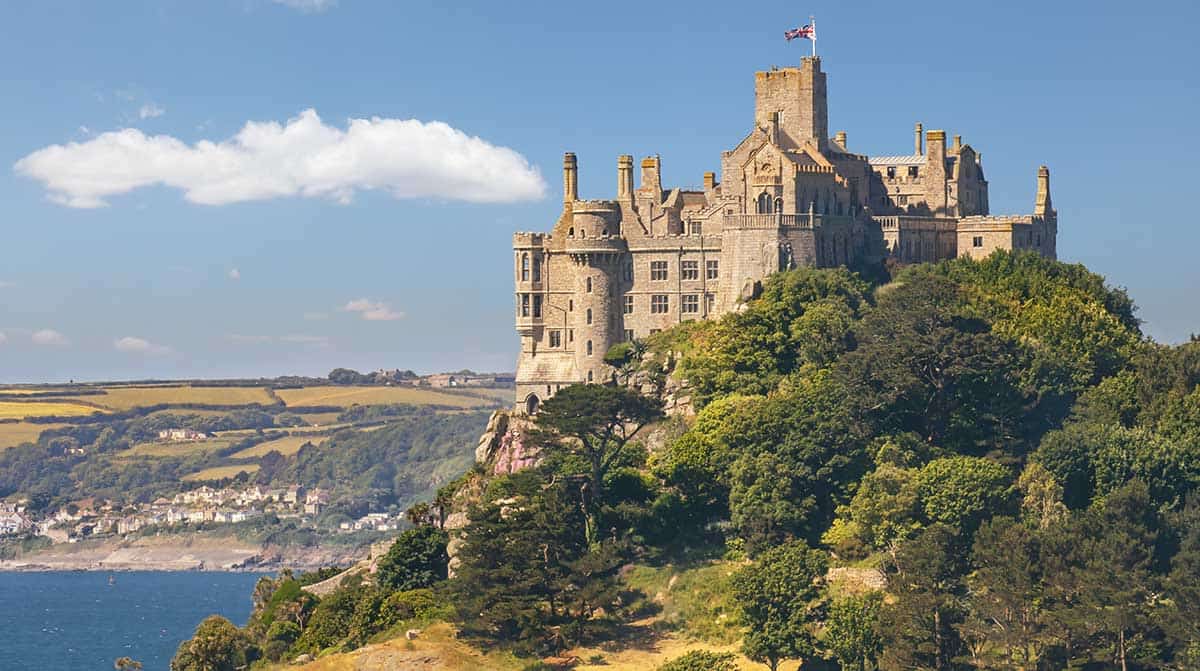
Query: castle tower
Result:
<box><xmin>564</xmin><ymin>201</ymin><xmax>625</xmax><ymax>385</ymax></box>
<box><xmin>754</xmin><ymin>57</ymin><xmax>828</xmax><ymax>151</ymax></box>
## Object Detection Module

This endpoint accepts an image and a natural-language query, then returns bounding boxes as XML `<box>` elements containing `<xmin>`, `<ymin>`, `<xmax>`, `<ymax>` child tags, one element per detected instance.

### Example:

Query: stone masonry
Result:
<box><xmin>513</xmin><ymin>57</ymin><xmax>1058</xmax><ymax>411</ymax></box>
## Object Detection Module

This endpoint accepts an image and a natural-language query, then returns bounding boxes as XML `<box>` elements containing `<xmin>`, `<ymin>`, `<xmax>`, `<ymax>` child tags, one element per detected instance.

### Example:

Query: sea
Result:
<box><xmin>0</xmin><ymin>571</ymin><xmax>266</xmax><ymax>671</ymax></box>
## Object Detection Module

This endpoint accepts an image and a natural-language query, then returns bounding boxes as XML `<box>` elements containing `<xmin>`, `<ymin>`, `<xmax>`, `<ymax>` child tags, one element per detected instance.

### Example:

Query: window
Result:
<box><xmin>586</xmin><ymin>340</ymin><xmax>593</xmax><ymax>356</ymax></box>
<box><xmin>689</xmin><ymin>222</ymin><xmax>702</xmax><ymax>235</ymax></box>
<box><xmin>886</xmin><ymin>166</ymin><xmax>896</xmax><ymax>179</ymax></box>
<box><xmin>532</xmin><ymin>256</ymin><xmax>541</xmax><ymax>282</ymax></box>
<box><xmin>705</xmin><ymin>293</ymin><xmax>715</xmax><ymax>314</ymax></box>
<box><xmin>520</xmin><ymin>294</ymin><xmax>529</xmax><ymax>317</ymax></box>
<box><xmin>623</xmin><ymin>263</ymin><xmax>633</xmax><ymax>282</ymax></box>
<box><xmin>681</xmin><ymin>260</ymin><xmax>699</xmax><ymax>281</ymax></box>
<box><xmin>756</xmin><ymin>192</ymin><xmax>773</xmax><ymax>214</ymax></box>
<box><xmin>907</xmin><ymin>166</ymin><xmax>919</xmax><ymax>178</ymax></box>
<box><xmin>568</xmin><ymin>329</ymin><xmax>574</xmax><ymax>342</ymax></box>
<box><xmin>586</xmin><ymin>308</ymin><xmax>592</xmax><ymax>325</ymax></box>
<box><xmin>650</xmin><ymin>261</ymin><xmax>668</xmax><ymax>281</ymax></box>
<box><xmin>520</xmin><ymin>253</ymin><xmax>529</xmax><ymax>281</ymax></box>
<box><xmin>568</xmin><ymin>299</ymin><xmax>573</xmax><ymax>312</ymax></box>
<box><xmin>586</xmin><ymin>277</ymin><xmax>592</xmax><ymax>293</ymax></box>
<box><xmin>897</xmin><ymin>195</ymin><xmax>908</xmax><ymax>205</ymax></box>
<box><xmin>623</xmin><ymin>295</ymin><xmax>633</xmax><ymax>314</ymax></box>
<box><xmin>623</xmin><ymin>329</ymin><xmax>634</xmax><ymax>342</ymax></box>
<box><xmin>681</xmin><ymin>294</ymin><xmax>699</xmax><ymax>313</ymax></box>
<box><xmin>549</xmin><ymin>330</ymin><xmax>561</xmax><ymax>347</ymax></box>
<box><xmin>973</xmin><ymin>236</ymin><xmax>984</xmax><ymax>248</ymax></box>
<box><xmin>587</xmin><ymin>371</ymin><xmax>594</xmax><ymax>383</ymax></box>
<box><xmin>651</xmin><ymin>294</ymin><xmax>669</xmax><ymax>314</ymax></box>
<box><xmin>533</xmin><ymin>295</ymin><xmax>542</xmax><ymax>318</ymax></box>
<box><xmin>706</xmin><ymin>260</ymin><xmax>719</xmax><ymax>279</ymax></box>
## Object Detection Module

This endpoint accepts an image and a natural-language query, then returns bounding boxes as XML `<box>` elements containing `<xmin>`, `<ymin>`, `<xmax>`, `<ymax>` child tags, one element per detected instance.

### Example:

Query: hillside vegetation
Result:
<box><xmin>171</xmin><ymin>252</ymin><xmax>1200</xmax><ymax>671</ymax></box>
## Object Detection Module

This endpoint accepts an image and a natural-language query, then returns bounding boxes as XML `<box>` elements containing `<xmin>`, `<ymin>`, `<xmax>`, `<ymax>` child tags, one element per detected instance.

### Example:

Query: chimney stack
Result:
<box><xmin>617</xmin><ymin>155</ymin><xmax>634</xmax><ymax>201</ymax></box>
<box><xmin>915</xmin><ymin>122</ymin><xmax>924</xmax><ymax>155</ymax></box>
<box><xmin>835</xmin><ymin>130</ymin><xmax>847</xmax><ymax>148</ymax></box>
<box><xmin>1035</xmin><ymin>165</ymin><xmax>1053</xmax><ymax>216</ymax></box>
<box><xmin>952</xmin><ymin>134</ymin><xmax>962</xmax><ymax>151</ymax></box>
<box><xmin>703</xmin><ymin>171</ymin><xmax>716</xmax><ymax>192</ymax></box>
<box><xmin>563</xmin><ymin>152</ymin><xmax>578</xmax><ymax>203</ymax></box>
<box><xmin>926</xmin><ymin>130</ymin><xmax>946</xmax><ymax>161</ymax></box>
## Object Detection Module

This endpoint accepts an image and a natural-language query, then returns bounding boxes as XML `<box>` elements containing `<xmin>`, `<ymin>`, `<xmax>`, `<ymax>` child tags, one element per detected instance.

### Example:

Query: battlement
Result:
<box><xmin>958</xmin><ymin>214</ymin><xmax>1046</xmax><ymax>229</ymax></box>
<box><xmin>873</xmin><ymin>216</ymin><xmax>958</xmax><ymax>231</ymax></box>
<box><xmin>513</xmin><ymin>232</ymin><xmax>548</xmax><ymax>246</ymax></box>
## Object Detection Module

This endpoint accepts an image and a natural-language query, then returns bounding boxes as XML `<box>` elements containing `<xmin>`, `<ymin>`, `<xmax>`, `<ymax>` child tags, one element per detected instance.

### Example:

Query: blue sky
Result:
<box><xmin>1</xmin><ymin>0</ymin><xmax>1196</xmax><ymax>383</ymax></box>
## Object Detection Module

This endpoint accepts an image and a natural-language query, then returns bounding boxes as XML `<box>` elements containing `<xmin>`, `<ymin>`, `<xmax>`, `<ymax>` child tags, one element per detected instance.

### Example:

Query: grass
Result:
<box><xmin>0</xmin><ymin>401</ymin><xmax>107</xmax><ymax>420</ymax></box>
<box><xmin>623</xmin><ymin>560</ymin><xmax>744</xmax><ymax>645</ymax></box>
<box><xmin>64</xmin><ymin>385</ymin><xmax>275</xmax><ymax>411</ymax></box>
<box><xmin>0</xmin><ymin>422</ymin><xmax>66</xmax><ymax>448</ymax></box>
<box><xmin>276</xmin><ymin>386</ymin><xmax>493</xmax><ymax>409</ymax></box>
<box><xmin>122</xmin><ymin>438</ymin><xmax>233</xmax><ymax>458</ymax></box>
<box><xmin>182</xmin><ymin>463</ymin><xmax>260</xmax><ymax>481</ymax></box>
<box><xmin>231</xmin><ymin>435</ymin><xmax>326</xmax><ymax>458</ymax></box>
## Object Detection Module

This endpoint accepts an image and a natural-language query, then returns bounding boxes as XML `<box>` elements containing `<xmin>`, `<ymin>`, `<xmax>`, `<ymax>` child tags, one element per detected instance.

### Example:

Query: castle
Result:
<box><xmin>513</xmin><ymin>57</ymin><xmax>1057</xmax><ymax>412</ymax></box>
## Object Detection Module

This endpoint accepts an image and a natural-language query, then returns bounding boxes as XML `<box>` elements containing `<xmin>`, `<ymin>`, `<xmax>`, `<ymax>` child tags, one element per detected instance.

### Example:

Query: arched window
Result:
<box><xmin>524</xmin><ymin>394</ymin><xmax>540</xmax><ymax>415</ymax></box>
<box><xmin>586</xmin><ymin>308</ymin><xmax>592</xmax><ymax>325</ymax></box>
<box><xmin>520</xmin><ymin>253</ymin><xmax>529</xmax><ymax>281</ymax></box>
<box><xmin>569</xmin><ymin>227</ymin><xmax>575</xmax><ymax>236</ymax></box>
<box><xmin>756</xmin><ymin>192</ymin><xmax>773</xmax><ymax>214</ymax></box>
<box><xmin>586</xmin><ymin>340</ymin><xmax>593</xmax><ymax>356</ymax></box>
<box><xmin>774</xmin><ymin>197</ymin><xmax>783</xmax><ymax>213</ymax></box>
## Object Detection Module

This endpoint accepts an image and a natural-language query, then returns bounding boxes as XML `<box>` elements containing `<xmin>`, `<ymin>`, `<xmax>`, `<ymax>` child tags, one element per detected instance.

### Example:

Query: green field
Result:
<box><xmin>122</xmin><ymin>438</ymin><xmax>233</xmax><ymax>458</ymax></box>
<box><xmin>0</xmin><ymin>422</ymin><xmax>66</xmax><ymax>448</ymax></box>
<box><xmin>231</xmin><ymin>435</ymin><xmax>326</xmax><ymax>459</ymax></box>
<box><xmin>275</xmin><ymin>386</ymin><xmax>491</xmax><ymax>409</ymax></box>
<box><xmin>65</xmin><ymin>385</ymin><xmax>275</xmax><ymax>411</ymax></box>
<box><xmin>0</xmin><ymin>401</ymin><xmax>107</xmax><ymax>420</ymax></box>
<box><xmin>182</xmin><ymin>463</ymin><xmax>260</xmax><ymax>481</ymax></box>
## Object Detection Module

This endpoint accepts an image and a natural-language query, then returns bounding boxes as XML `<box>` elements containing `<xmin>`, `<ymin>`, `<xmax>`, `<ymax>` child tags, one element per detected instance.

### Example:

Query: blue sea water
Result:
<box><xmin>0</xmin><ymin>571</ymin><xmax>266</xmax><ymax>671</ymax></box>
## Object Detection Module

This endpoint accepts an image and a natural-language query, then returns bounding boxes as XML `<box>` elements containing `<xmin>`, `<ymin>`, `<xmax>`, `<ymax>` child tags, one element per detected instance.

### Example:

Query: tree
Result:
<box><xmin>731</xmin><ymin>541</ymin><xmax>828</xmax><ymax>671</ymax></box>
<box><xmin>170</xmin><ymin>615</ymin><xmax>251</xmax><ymax>671</ymax></box>
<box><xmin>113</xmin><ymin>658</ymin><xmax>143</xmax><ymax>671</ymax></box>
<box><xmin>877</xmin><ymin>524</ymin><xmax>968</xmax><ymax>671</ymax></box>
<box><xmin>376</xmin><ymin>526</ymin><xmax>449</xmax><ymax>591</ymax></box>
<box><xmin>826</xmin><ymin>593</ymin><xmax>883</xmax><ymax>671</ymax></box>
<box><xmin>913</xmin><ymin>456</ymin><xmax>1013</xmax><ymax>536</ymax></box>
<box><xmin>534</xmin><ymin>384</ymin><xmax>663</xmax><ymax>545</ymax></box>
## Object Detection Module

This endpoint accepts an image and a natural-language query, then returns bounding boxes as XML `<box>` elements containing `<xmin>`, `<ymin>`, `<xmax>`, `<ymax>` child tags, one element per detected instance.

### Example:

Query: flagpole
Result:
<box><xmin>811</xmin><ymin>15</ymin><xmax>817</xmax><ymax>58</ymax></box>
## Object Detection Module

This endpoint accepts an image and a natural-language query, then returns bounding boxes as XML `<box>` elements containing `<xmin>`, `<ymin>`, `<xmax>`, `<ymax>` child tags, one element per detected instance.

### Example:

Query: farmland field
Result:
<box><xmin>183</xmin><ymin>463</ymin><xmax>260</xmax><ymax>481</ymax></box>
<box><xmin>275</xmin><ymin>386</ymin><xmax>493</xmax><ymax>409</ymax></box>
<box><xmin>0</xmin><ymin>401</ymin><xmax>107</xmax><ymax>420</ymax></box>
<box><xmin>122</xmin><ymin>438</ymin><xmax>233</xmax><ymax>458</ymax></box>
<box><xmin>230</xmin><ymin>435</ymin><xmax>326</xmax><ymax>458</ymax></box>
<box><xmin>64</xmin><ymin>385</ymin><xmax>275</xmax><ymax>411</ymax></box>
<box><xmin>0</xmin><ymin>422</ymin><xmax>66</xmax><ymax>448</ymax></box>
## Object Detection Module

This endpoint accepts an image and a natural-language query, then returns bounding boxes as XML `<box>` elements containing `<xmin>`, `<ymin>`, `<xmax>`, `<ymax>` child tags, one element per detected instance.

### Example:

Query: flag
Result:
<box><xmin>784</xmin><ymin>24</ymin><xmax>815</xmax><ymax>41</ymax></box>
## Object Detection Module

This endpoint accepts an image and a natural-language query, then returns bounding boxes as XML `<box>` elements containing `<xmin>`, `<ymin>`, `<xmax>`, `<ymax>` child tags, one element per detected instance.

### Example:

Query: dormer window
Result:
<box><xmin>886</xmin><ymin>167</ymin><xmax>896</xmax><ymax>179</ymax></box>
<box><xmin>908</xmin><ymin>166</ymin><xmax>919</xmax><ymax>178</ymax></box>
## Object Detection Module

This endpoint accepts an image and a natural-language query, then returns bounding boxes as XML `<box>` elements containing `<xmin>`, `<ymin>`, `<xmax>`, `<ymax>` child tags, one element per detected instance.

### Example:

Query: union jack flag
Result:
<box><xmin>785</xmin><ymin>24</ymin><xmax>815</xmax><ymax>41</ymax></box>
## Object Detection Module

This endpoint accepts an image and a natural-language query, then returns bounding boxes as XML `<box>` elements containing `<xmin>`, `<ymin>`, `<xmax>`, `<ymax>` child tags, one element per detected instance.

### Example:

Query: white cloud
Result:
<box><xmin>14</xmin><ymin>109</ymin><xmax>546</xmax><ymax>208</ymax></box>
<box><xmin>343</xmin><ymin>298</ymin><xmax>403</xmax><ymax>321</ymax></box>
<box><xmin>31</xmin><ymin>329</ymin><xmax>68</xmax><ymax>346</ymax></box>
<box><xmin>272</xmin><ymin>0</ymin><xmax>337</xmax><ymax>12</ymax></box>
<box><xmin>229</xmin><ymin>268</ymin><xmax>241</xmax><ymax>280</ymax></box>
<box><xmin>138</xmin><ymin>103</ymin><xmax>165</xmax><ymax>120</ymax></box>
<box><xmin>114</xmin><ymin>336</ymin><xmax>170</xmax><ymax>354</ymax></box>
<box><xmin>0</xmin><ymin>332</ymin><xmax>7</xmax><ymax>345</ymax></box>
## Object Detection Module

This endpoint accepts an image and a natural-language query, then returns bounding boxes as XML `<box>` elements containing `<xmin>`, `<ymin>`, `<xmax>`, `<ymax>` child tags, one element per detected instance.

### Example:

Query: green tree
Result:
<box><xmin>376</xmin><ymin>526</ymin><xmax>449</xmax><ymax>591</ymax></box>
<box><xmin>877</xmin><ymin>524</ymin><xmax>968</xmax><ymax>671</ymax></box>
<box><xmin>913</xmin><ymin>456</ymin><xmax>1013</xmax><ymax>535</ymax></box>
<box><xmin>826</xmin><ymin>593</ymin><xmax>883</xmax><ymax>671</ymax></box>
<box><xmin>170</xmin><ymin>615</ymin><xmax>251</xmax><ymax>671</ymax></box>
<box><xmin>730</xmin><ymin>541</ymin><xmax>828</xmax><ymax>671</ymax></box>
<box><xmin>533</xmin><ymin>384</ymin><xmax>663</xmax><ymax>545</ymax></box>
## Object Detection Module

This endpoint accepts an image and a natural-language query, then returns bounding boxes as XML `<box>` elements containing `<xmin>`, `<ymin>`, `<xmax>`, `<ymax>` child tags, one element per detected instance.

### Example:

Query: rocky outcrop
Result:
<box><xmin>474</xmin><ymin>410</ymin><xmax>538</xmax><ymax>475</ymax></box>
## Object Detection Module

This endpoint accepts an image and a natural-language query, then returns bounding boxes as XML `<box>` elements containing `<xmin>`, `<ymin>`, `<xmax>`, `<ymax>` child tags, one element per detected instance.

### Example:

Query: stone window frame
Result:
<box><xmin>650</xmin><ymin>261</ymin><xmax>669</xmax><ymax>281</ymax></box>
<box><xmin>549</xmin><ymin>330</ymin><xmax>562</xmax><ymax>348</ymax></box>
<box><xmin>681</xmin><ymin>294</ymin><xmax>700</xmax><ymax>313</ymax></box>
<box><xmin>533</xmin><ymin>295</ymin><xmax>542</xmax><ymax>318</ymax></box>
<box><xmin>623</xmin><ymin>263</ymin><xmax>634</xmax><ymax>282</ymax></box>
<box><xmin>586</xmin><ymin>277</ymin><xmax>593</xmax><ymax>293</ymax></box>
<box><xmin>681</xmin><ymin>260</ymin><xmax>699</xmax><ymax>281</ymax></box>
<box><xmin>520</xmin><ymin>294</ymin><xmax>530</xmax><ymax>317</ymax></box>
<box><xmin>623</xmin><ymin>329</ymin><xmax>634</xmax><ymax>342</ymax></box>
<box><xmin>972</xmin><ymin>236</ymin><xmax>984</xmax><ymax>248</ymax></box>
<box><xmin>586</xmin><ymin>340</ymin><xmax>593</xmax><ymax>356</ymax></box>
<box><xmin>706</xmin><ymin>260</ymin><xmax>719</xmax><ymax>279</ymax></box>
<box><xmin>705</xmin><ymin>293</ymin><xmax>715</xmax><ymax>314</ymax></box>
<box><xmin>532</xmin><ymin>255</ymin><xmax>541</xmax><ymax>282</ymax></box>
<box><xmin>623</xmin><ymin>295</ymin><xmax>634</xmax><ymax>314</ymax></box>
<box><xmin>651</xmin><ymin>294</ymin><xmax>669</xmax><ymax>314</ymax></box>
<box><xmin>586</xmin><ymin>308</ymin><xmax>592</xmax><ymax>325</ymax></box>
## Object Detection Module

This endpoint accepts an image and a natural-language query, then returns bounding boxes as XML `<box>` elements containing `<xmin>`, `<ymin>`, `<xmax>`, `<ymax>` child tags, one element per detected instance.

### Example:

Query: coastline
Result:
<box><xmin>0</xmin><ymin>532</ymin><xmax>372</xmax><ymax>573</ymax></box>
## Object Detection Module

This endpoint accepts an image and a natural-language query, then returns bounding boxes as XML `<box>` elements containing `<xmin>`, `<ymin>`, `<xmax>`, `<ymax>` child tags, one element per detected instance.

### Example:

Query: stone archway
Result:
<box><xmin>524</xmin><ymin>393</ymin><xmax>541</xmax><ymax>415</ymax></box>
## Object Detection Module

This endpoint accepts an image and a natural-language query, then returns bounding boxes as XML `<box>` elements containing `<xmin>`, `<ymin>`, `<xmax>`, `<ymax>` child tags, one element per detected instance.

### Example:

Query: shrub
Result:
<box><xmin>657</xmin><ymin>650</ymin><xmax>738</xmax><ymax>671</ymax></box>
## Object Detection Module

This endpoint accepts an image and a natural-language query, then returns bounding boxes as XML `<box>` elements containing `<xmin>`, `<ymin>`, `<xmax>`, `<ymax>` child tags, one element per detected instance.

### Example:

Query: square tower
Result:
<box><xmin>754</xmin><ymin>56</ymin><xmax>828</xmax><ymax>152</ymax></box>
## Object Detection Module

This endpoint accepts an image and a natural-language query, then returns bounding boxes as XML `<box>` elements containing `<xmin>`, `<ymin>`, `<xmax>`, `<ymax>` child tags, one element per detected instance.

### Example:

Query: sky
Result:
<box><xmin>1</xmin><ymin>0</ymin><xmax>1197</xmax><ymax>383</ymax></box>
